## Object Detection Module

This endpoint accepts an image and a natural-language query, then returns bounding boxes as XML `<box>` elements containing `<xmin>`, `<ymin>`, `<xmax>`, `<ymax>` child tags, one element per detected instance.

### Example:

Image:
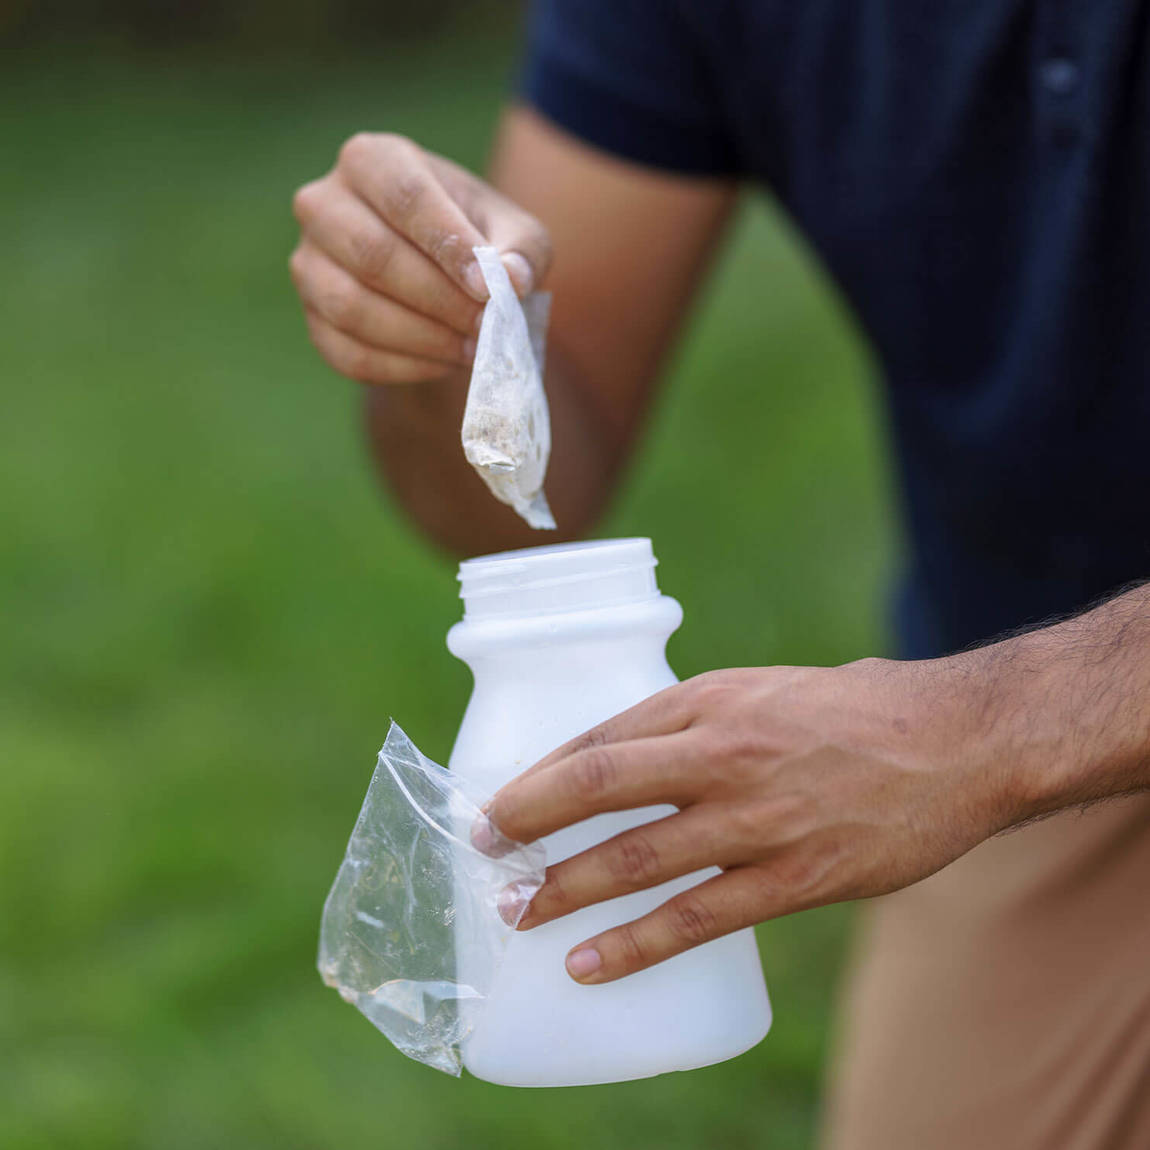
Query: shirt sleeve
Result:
<box><xmin>520</xmin><ymin>0</ymin><xmax>741</xmax><ymax>177</ymax></box>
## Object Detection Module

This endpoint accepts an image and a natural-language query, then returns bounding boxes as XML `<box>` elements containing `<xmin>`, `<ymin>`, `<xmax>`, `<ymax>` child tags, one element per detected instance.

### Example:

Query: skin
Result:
<box><xmin>483</xmin><ymin>584</ymin><xmax>1150</xmax><ymax>983</ymax></box>
<box><xmin>291</xmin><ymin>108</ymin><xmax>735</xmax><ymax>553</ymax></box>
<box><xmin>290</xmin><ymin>108</ymin><xmax>1150</xmax><ymax>986</ymax></box>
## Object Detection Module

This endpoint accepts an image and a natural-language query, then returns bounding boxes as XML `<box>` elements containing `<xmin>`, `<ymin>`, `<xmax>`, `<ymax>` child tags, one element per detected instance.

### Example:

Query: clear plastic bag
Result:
<box><xmin>317</xmin><ymin>722</ymin><xmax>546</xmax><ymax>1075</ymax></box>
<box><xmin>461</xmin><ymin>245</ymin><xmax>555</xmax><ymax>530</ymax></box>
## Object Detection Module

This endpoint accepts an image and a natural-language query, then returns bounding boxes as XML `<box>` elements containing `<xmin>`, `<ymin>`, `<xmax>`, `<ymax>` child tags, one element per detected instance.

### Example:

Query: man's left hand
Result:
<box><xmin>484</xmin><ymin>658</ymin><xmax>1022</xmax><ymax>984</ymax></box>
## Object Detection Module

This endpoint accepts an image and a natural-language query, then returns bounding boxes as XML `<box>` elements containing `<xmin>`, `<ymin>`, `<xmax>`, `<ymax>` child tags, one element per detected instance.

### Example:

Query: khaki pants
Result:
<box><xmin>821</xmin><ymin>795</ymin><xmax>1150</xmax><ymax>1150</ymax></box>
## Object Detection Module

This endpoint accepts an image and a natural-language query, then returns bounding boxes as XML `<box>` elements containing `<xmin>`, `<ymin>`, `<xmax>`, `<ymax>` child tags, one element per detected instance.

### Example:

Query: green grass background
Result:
<box><xmin>1</xmin><ymin>35</ymin><xmax>894</xmax><ymax>1150</ymax></box>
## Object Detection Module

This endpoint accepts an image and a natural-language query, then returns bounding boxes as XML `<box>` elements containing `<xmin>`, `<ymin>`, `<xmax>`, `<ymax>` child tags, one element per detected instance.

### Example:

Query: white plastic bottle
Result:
<box><xmin>447</xmin><ymin>538</ymin><xmax>771</xmax><ymax>1087</ymax></box>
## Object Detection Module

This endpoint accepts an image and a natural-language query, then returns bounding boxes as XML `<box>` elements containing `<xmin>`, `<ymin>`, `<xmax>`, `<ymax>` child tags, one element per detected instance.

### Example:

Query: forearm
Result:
<box><xmin>963</xmin><ymin>582</ymin><xmax>1150</xmax><ymax>822</ymax></box>
<box><xmin>364</xmin><ymin>345</ymin><xmax>621</xmax><ymax>556</ymax></box>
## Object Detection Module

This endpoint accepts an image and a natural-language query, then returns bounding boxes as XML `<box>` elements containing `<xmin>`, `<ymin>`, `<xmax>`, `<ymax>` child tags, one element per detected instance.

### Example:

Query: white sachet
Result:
<box><xmin>461</xmin><ymin>246</ymin><xmax>555</xmax><ymax>530</ymax></box>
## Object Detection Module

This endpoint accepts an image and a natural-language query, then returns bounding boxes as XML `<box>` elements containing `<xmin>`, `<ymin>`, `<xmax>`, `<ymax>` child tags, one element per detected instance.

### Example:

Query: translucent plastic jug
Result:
<box><xmin>447</xmin><ymin>538</ymin><xmax>772</xmax><ymax>1086</ymax></box>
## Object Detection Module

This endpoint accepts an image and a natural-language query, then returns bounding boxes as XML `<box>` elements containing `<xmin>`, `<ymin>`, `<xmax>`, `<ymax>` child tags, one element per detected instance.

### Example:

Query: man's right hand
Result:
<box><xmin>291</xmin><ymin>107</ymin><xmax>736</xmax><ymax>553</ymax></box>
<box><xmin>289</xmin><ymin>132</ymin><xmax>553</xmax><ymax>386</ymax></box>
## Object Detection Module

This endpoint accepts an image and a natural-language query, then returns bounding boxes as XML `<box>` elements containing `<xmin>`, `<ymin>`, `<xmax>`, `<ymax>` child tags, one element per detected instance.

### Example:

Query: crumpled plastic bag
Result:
<box><xmin>461</xmin><ymin>245</ymin><xmax>556</xmax><ymax>530</ymax></box>
<box><xmin>317</xmin><ymin>722</ymin><xmax>546</xmax><ymax>1075</ymax></box>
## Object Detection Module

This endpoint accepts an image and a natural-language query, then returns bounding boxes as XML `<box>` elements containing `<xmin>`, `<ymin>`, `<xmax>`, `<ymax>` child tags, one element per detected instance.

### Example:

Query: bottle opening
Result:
<box><xmin>458</xmin><ymin>538</ymin><xmax>660</xmax><ymax>619</ymax></box>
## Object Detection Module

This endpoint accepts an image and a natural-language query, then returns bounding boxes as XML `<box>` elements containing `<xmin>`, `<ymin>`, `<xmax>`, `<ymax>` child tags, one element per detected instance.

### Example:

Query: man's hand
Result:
<box><xmin>290</xmin><ymin>111</ymin><xmax>736</xmax><ymax>553</ymax></box>
<box><xmin>486</xmin><ymin>659</ymin><xmax>1018</xmax><ymax>984</ymax></box>
<box><xmin>290</xmin><ymin>132</ymin><xmax>552</xmax><ymax>385</ymax></box>
<box><xmin>485</xmin><ymin>583</ymin><xmax>1150</xmax><ymax>984</ymax></box>
<box><xmin>289</xmin><ymin>111</ymin><xmax>737</xmax><ymax>554</ymax></box>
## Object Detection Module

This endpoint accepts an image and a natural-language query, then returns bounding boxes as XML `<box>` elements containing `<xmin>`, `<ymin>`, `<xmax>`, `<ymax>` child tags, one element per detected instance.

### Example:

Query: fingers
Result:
<box><xmin>563</xmin><ymin>868</ymin><xmax>766</xmax><ymax>984</ymax></box>
<box><xmin>302</xmin><ymin>307</ymin><xmax>455</xmax><ymax>386</ymax></box>
<box><xmin>290</xmin><ymin>243</ymin><xmax>474</xmax><ymax>367</ymax></box>
<box><xmin>292</xmin><ymin>133</ymin><xmax>558</xmax><ymax>392</ymax></box>
<box><xmin>293</xmin><ymin>176</ymin><xmax>482</xmax><ymax>335</ymax></box>
<box><xmin>481</xmin><ymin>199</ymin><xmax>552</xmax><ymax>295</ymax></box>
<box><xmin>338</xmin><ymin>132</ymin><xmax>491</xmax><ymax>299</ymax></box>
<box><xmin>516</xmin><ymin>804</ymin><xmax>757</xmax><ymax>929</ymax></box>
<box><xmin>431</xmin><ymin>155</ymin><xmax>553</xmax><ymax>295</ymax></box>
<box><xmin>480</xmin><ymin>683</ymin><xmax>701</xmax><ymax>846</ymax></box>
<box><xmin>487</xmin><ymin>732</ymin><xmax>703</xmax><ymax>846</ymax></box>
<box><xmin>510</xmin><ymin>681</ymin><xmax>699</xmax><ymax>789</ymax></box>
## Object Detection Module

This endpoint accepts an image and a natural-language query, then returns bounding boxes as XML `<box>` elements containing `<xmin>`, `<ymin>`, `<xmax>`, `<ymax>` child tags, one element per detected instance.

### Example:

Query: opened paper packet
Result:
<box><xmin>461</xmin><ymin>245</ymin><xmax>555</xmax><ymax>530</ymax></box>
<box><xmin>317</xmin><ymin>722</ymin><xmax>546</xmax><ymax>1075</ymax></box>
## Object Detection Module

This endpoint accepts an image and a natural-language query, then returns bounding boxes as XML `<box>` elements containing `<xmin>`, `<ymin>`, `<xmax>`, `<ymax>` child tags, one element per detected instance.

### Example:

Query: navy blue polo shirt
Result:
<box><xmin>521</xmin><ymin>0</ymin><xmax>1150</xmax><ymax>659</ymax></box>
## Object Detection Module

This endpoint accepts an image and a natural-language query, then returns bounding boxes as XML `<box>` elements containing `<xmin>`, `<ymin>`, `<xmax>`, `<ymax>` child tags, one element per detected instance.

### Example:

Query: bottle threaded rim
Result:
<box><xmin>458</xmin><ymin>538</ymin><xmax>660</xmax><ymax>619</ymax></box>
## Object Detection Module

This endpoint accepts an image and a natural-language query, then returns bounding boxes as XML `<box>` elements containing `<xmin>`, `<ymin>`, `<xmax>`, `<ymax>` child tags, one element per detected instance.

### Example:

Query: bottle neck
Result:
<box><xmin>447</xmin><ymin>538</ymin><xmax>682</xmax><ymax>666</ymax></box>
<box><xmin>448</xmin><ymin>594</ymin><xmax>682</xmax><ymax>664</ymax></box>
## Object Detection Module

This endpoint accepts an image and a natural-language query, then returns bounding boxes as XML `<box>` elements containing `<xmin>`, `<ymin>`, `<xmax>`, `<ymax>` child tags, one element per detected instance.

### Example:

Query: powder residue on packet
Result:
<box><xmin>461</xmin><ymin>246</ymin><xmax>555</xmax><ymax>530</ymax></box>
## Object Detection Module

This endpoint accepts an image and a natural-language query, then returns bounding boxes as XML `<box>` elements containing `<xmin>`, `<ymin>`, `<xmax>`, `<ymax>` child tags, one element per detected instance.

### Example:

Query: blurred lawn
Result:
<box><xmin>0</xmin><ymin>36</ymin><xmax>893</xmax><ymax>1150</ymax></box>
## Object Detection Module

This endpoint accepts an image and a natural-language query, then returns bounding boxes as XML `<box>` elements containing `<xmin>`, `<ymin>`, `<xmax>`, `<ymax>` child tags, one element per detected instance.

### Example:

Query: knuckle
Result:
<box><xmin>771</xmin><ymin>855</ymin><xmax>819</xmax><ymax>895</ymax></box>
<box><xmin>339</xmin><ymin>131</ymin><xmax>378</xmax><ymax>168</ymax></box>
<box><xmin>320</xmin><ymin>283</ymin><xmax>361</xmax><ymax>329</ymax></box>
<box><xmin>610</xmin><ymin>833</ymin><xmax>662</xmax><ymax>887</ymax></box>
<box><xmin>717</xmin><ymin>725</ymin><xmax>765</xmax><ymax>767</ymax></box>
<box><xmin>349</xmin><ymin>229</ymin><xmax>396</xmax><ymax>284</ymax></box>
<box><xmin>698</xmin><ymin>667</ymin><xmax>742</xmax><ymax>697</ymax></box>
<box><xmin>612</xmin><ymin>923</ymin><xmax>650</xmax><ymax>970</ymax></box>
<box><xmin>339</xmin><ymin>344</ymin><xmax>378</xmax><ymax>385</ymax></box>
<box><xmin>667</xmin><ymin>893</ymin><xmax>719</xmax><ymax>945</ymax></box>
<box><xmin>341</xmin><ymin>132</ymin><xmax>421</xmax><ymax>176</ymax></box>
<box><xmin>537</xmin><ymin>866</ymin><xmax>570</xmax><ymax>916</ymax></box>
<box><xmin>569</xmin><ymin>747</ymin><xmax>617</xmax><ymax>802</ymax></box>
<box><xmin>287</xmin><ymin>247</ymin><xmax>307</xmax><ymax>286</ymax></box>
<box><xmin>291</xmin><ymin>180</ymin><xmax>322</xmax><ymax>223</ymax></box>
<box><xmin>725</xmin><ymin>801</ymin><xmax>770</xmax><ymax>844</ymax></box>
<box><xmin>685</xmin><ymin>672</ymin><xmax>733</xmax><ymax>716</ymax></box>
<box><xmin>376</xmin><ymin>131</ymin><xmax>417</xmax><ymax>161</ymax></box>
<box><xmin>385</xmin><ymin>171</ymin><xmax>427</xmax><ymax>221</ymax></box>
<box><xmin>775</xmin><ymin>840</ymin><xmax>841</xmax><ymax>896</ymax></box>
<box><xmin>572</xmin><ymin>725</ymin><xmax>610</xmax><ymax>754</ymax></box>
<box><xmin>772</xmin><ymin>792</ymin><xmax>820</xmax><ymax>838</ymax></box>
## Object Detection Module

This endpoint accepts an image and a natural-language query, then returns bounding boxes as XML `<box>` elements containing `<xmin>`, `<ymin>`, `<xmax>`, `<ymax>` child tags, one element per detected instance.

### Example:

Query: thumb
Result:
<box><xmin>485</xmin><ymin>207</ymin><xmax>553</xmax><ymax>297</ymax></box>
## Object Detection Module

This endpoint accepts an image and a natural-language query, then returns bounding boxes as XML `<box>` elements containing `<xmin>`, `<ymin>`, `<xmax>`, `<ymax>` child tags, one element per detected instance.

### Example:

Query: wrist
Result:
<box><xmin>865</xmin><ymin>645</ymin><xmax>1068</xmax><ymax>833</ymax></box>
<box><xmin>947</xmin><ymin>636</ymin><xmax>1074</xmax><ymax>825</ymax></box>
<box><xmin>845</xmin><ymin>654</ymin><xmax>1035</xmax><ymax>836</ymax></box>
<box><xmin>945</xmin><ymin>600</ymin><xmax>1150</xmax><ymax>826</ymax></box>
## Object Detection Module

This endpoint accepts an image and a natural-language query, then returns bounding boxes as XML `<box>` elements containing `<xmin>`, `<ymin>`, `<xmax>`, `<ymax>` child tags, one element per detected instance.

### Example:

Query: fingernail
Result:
<box><xmin>497</xmin><ymin>881</ymin><xmax>534</xmax><ymax>927</ymax></box>
<box><xmin>471</xmin><ymin>811</ymin><xmax>514</xmax><ymax>858</ymax></box>
<box><xmin>471</xmin><ymin>814</ymin><xmax>496</xmax><ymax>855</ymax></box>
<box><xmin>472</xmin><ymin>307</ymin><xmax>485</xmax><ymax>333</ymax></box>
<box><xmin>462</xmin><ymin>336</ymin><xmax>477</xmax><ymax>363</ymax></box>
<box><xmin>501</xmin><ymin>252</ymin><xmax>534</xmax><ymax>296</ymax></box>
<box><xmin>463</xmin><ymin>259</ymin><xmax>488</xmax><ymax>301</ymax></box>
<box><xmin>566</xmin><ymin>947</ymin><xmax>602</xmax><ymax>981</ymax></box>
